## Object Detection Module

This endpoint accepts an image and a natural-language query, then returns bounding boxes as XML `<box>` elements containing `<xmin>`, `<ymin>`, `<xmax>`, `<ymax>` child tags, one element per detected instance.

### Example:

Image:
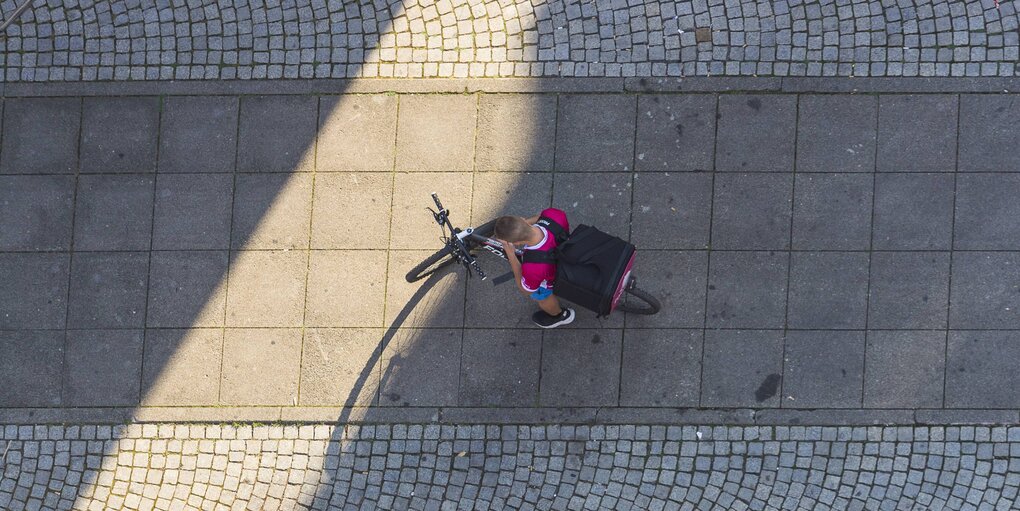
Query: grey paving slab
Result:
<box><xmin>145</xmin><ymin>251</ymin><xmax>228</xmax><ymax>328</ymax></box>
<box><xmin>305</xmin><ymin>250</ymin><xmax>387</xmax><ymax>328</ymax></box>
<box><xmin>958</xmin><ymin>95</ymin><xmax>1020</xmax><ymax>172</ymax></box>
<box><xmin>67</xmin><ymin>252</ymin><xmax>149</xmax><ymax>329</ymax></box>
<box><xmin>72</xmin><ymin>174</ymin><xmax>155</xmax><ymax>251</ymax></box>
<box><xmin>0</xmin><ymin>175</ymin><xmax>74</xmax><ymax>251</ymax></box>
<box><xmin>954</xmin><ymin>174</ymin><xmax>1020</xmax><ymax>250</ymax></box>
<box><xmin>540</xmin><ymin>329</ymin><xmax>621</xmax><ymax>407</ymax></box>
<box><xmin>152</xmin><ymin>173</ymin><xmax>233</xmax><ymax>250</ymax></box>
<box><xmin>464</xmin><ymin>252</ymin><xmax>544</xmax><ymax>329</ymax></box>
<box><xmin>224</xmin><ymin>250</ymin><xmax>307</xmax><ymax>328</ymax></box>
<box><xmin>311</xmin><ymin>173</ymin><xmax>393</xmax><ymax>250</ymax></box>
<box><xmin>711</xmin><ymin>172</ymin><xmax>793</xmax><ymax>250</ymax></box>
<box><xmin>236</xmin><ymin>95</ymin><xmax>318</xmax><ymax>173</ymax></box>
<box><xmin>0</xmin><ymin>253</ymin><xmax>69</xmax><ymax>329</ymax></box>
<box><xmin>877</xmin><ymin>95</ymin><xmax>959</xmax><ymax>172</ymax></box>
<box><xmin>630</xmin><ymin>172</ymin><xmax>712</xmax><ymax>250</ymax></box>
<box><xmin>634</xmin><ymin>94</ymin><xmax>716</xmax><ymax>172</ymax></box>
<box><xmin>864</xmin><ymin>331</ymin><xmax>945</xmax><ymax>409</ymax></box>
<box><xmin>390</xmin><ymin>172</ymin><xmax>473</xmax><ymax>250</ymax></box>
<box><xmin>0</xmin><ymin>330</ymin><xmax>63</xmax><ymax>406</ymax></box>
<box><xmin>317</xmin><ymin>95</ymin><xmax>397</xmax><ymax>173</ymax></box>
<box><xmin>230</xmin><ymin>173</ymin><xmax>311</xmax><ymax>250</ymax></box>
<box><xmin>787</xmin><ymin>252</ymin><xmax>870</xmax><ymax>330</ymax></box>
<box><xmin>701</xmin><ymin>329</ymin><xmax>784</xmax><ymax>408</ymax></box>
<box><xmin>395</xmin><ymin>94</ymin><xmax>476</xmax><ymax>173</ymax></box>
<box><xmin>157</xmin><ymin>96</ymin><xmax>238</xmax><ymax>174</ymax></box>
<box><xmin>782</xmin><ymin>331</ymin><xmax>865</xmax><ymax>409</ymax></box>
<box><xmin>220</xmin><ymin>328</ymin><xmax>302</xmax><ymax>406</ymax></box>
<box><xmin>872</xmin><ymin>173</ymin><xmax>955</xmax><ymax>250</ymax></box>
<box><xmin>867</xmin><ymin>252</ymin><xmax>950</xmax><ymax>329</ymax></box>
<box><xmin>622</xmin><ymin>250</ymin><xmax>707</xmax><ymax>328</ymax></box>
<box><xmin>949</xmin><ymin>252</ymin><xmax>1020</xmax><ymax>330</ymax></box>
<box><xmin>62</xmin><ymin>329</ymin><xmax>143</xmax><ymax>406</ymax></box>
<box><xmin>0</xmin><ymin>97</ymin><xmax>80</xmax><ymax>174</ymax></box>
<box><xmin>552</xmin><ymin>172</ymin><xmax>633</xmax><ymax>239</ymax></box>
<box><xmin>141</xmin><ymin>329</ymin><xmax>222</xmax><ymax>406</ymax></box>
<box><xmin>379</xmin><ymin>329</ymin><xmax>461</xmax><ymax>407</ymax></box>
<box><xmin>795</xmin><ymin>95</ymin><xmax>877</xmax><ymax>173</ymax></box>
<box><xmin>792</xmin><ymin>173</ymin><xmax>873</xmax><ymax>250</ymax></box>
<box><xmin>6</xmin><ymin>88</ymin><xmax>1020</xmax><ymax>424</ymax></box>
<box><xmin>299</xmin><ymin>328</ymin><xmax>380</xmax><ymax>406</ymax></box>
<box><xmin>620</xmin><ymin>329</ymin><xmax>702</xmax><ymax>407</ymax></box>
<box><xmin>706</xmin><ymin>251</ymin><xmax>788</xmax><ymax>329</ymax></box>
<box><xmin>715</xmin><ymin>95</ymin><xmax>796</xmax><ymax>172</ymax></box>
<box><xmin>476</xmin><ymin>94</ymin><xmax>556</xmax><ymax>173</ymax></box>
<box><xmin>385</xmin><ymin>250</ymin><xmax>466</xmax><ymax>329</ymax></box>
<box><xmin>946</xmin><ymin>331</ymin><xmax>1020</xmax><ymax>408</ymax></box>
<box><xmin>79</xmin><ymin>97</ymin><xmax>160</xmax><ymax>173</ymax></box>
<box><xmin>468</xmin><ymin>170</ymin><xmax>553</xmax><ymax>227</ymax></box>
<box><xmin>459</xmin><ymin>329</ymin><xmax>542</xmax><ymax>407</ymax></box>
<box><xmin>555</xmin><ymin>95</ymin><xmax>636</xmax><ymax>172</ymax></box>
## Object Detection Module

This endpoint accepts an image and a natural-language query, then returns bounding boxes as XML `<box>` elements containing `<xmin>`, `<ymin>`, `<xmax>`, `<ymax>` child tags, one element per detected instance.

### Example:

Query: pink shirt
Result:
<box><xmin>520</xmin><ymin>208</ymin><xmax>569</xmax><ymax>292</ymax></box>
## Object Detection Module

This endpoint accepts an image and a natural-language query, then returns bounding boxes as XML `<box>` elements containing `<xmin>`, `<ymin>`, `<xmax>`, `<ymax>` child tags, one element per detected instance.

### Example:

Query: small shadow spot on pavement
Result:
<box><xmin>675</xmin><ymin>123</ymin><xmax>683</xmax><ymax>136</ymax></box>
<box><xmin>591</xmin><ymin>335</ymin><xmax>601</xmax><ymax>344</ymax></box>
<box><xmin>755</xmin><ymin>373</ymin><xmax>781</xmax><ymax>402</ymax></box>
<box><xmin>747</xmin><ymin>98</ymin><xmax>762</xmax><ymax>111</ymax></box>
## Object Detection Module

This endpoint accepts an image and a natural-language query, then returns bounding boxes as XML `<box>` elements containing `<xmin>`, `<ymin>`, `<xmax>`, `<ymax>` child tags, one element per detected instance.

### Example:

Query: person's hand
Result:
<box><xmin>497</xmin><ymin>239</ymin><xmax>516</xmax><ymax>257</ymax></box>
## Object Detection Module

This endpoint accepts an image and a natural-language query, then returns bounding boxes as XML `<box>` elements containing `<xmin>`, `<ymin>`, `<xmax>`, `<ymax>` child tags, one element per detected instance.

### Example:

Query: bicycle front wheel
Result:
<box><xmin>405</xmin><ymin>220</ymin><xmax>497</xmax><ymax>283</ymax></box>
<box><xmin>405</xmin><ymin>246</ymin><xmax>457</xmax><ymax>283</ymax></box>
<box><xmin>616</xmin><ymin>285</ymin><xmax>661</xmax><ymax>315</ymax></box>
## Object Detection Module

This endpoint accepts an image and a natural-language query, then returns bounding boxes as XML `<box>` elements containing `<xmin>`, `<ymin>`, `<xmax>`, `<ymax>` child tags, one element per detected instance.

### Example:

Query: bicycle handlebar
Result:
<box><xmin>427</xmin><ymin>192</ymin><xmax>515</xmax><ymax>282</ymax></box>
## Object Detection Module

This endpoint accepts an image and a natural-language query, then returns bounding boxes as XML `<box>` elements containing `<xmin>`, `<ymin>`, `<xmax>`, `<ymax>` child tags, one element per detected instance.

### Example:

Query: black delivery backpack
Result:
<box><xmin>523</xmin><ymin>218</ymin><xmax>637</xmax><ymax>317</ymax></box>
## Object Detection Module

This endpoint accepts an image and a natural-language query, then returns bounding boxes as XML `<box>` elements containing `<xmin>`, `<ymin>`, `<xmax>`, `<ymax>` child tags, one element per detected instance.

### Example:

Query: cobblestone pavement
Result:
<box><xmin>3</xmin><ymin>423</ymin><xmax>1020</xmax><ymax>511</ymax></box>
<box><xmin>2</xmin><ymin>0</ymin><xmax>1019</xmax><ymax>81</ymax></box>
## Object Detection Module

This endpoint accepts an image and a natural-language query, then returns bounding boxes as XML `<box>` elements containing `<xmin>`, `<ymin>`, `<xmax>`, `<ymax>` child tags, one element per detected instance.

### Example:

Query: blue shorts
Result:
<box><xmin>529</xmin><ymin>286</ymin><xmax>553</xmax><ymax>301</ymax></box>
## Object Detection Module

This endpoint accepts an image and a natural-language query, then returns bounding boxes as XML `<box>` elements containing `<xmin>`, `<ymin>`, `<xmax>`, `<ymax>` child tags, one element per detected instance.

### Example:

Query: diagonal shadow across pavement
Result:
<box><xmin>4</xmin><ymin>1</ymin><xmax>1020</xmax><ymax>510</ymax></box>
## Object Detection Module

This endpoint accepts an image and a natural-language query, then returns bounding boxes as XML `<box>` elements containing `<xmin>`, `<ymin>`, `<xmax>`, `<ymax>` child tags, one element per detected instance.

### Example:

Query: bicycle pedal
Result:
<box><xmin>492</xmin><ymin>271</ymin><xmax>514</xmax><ymax>286</ymax></box>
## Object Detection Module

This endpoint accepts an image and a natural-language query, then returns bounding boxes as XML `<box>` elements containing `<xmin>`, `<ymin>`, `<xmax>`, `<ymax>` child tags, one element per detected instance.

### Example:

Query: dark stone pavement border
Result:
<box><xmin>0</xmin><ymin>407</ymin><xmax>1018</xmax><ymax>426</ymax></box>
<box><xmin>4</xmin><ymin>423</ymin><xmax>1020</xmax><ymax>510</ymax></box>
<box><xmin>4</xmin><ymin>77</ymin><xmax>1020</xmax><ymax>98</ymax></box>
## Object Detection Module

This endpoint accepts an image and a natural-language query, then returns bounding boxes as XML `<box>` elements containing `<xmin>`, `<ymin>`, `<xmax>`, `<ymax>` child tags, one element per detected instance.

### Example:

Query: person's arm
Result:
<box><xmin>499</xmin><ymin>240</ymin><xmax>532</xmax><ymax>295</ymax></box>
<box><xmin>524</xmin><ymin>213</ymin><xmax>540</xmax><ymax>224</ymax></box>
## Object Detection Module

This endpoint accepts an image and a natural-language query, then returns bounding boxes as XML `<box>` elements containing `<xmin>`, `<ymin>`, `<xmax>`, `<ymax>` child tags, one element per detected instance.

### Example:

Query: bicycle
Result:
<box><xmin>405</xmin><ymin>193</ymin><xmax>661</xmax><ymax>316</ymax></box>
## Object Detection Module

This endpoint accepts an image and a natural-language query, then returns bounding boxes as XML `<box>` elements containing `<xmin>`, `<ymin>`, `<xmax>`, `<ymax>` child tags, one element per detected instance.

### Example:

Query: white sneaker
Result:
<box><xmin>532</xmin><ymin>308</ymin><xmax>575</xmax><ymax>329</ymax></box>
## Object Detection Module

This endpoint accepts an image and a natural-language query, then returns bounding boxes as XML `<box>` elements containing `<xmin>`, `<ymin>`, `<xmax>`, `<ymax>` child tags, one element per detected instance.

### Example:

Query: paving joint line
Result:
<box><xmin>943</xmin><ymin>93</ymin><xmax>963</xmax><ymax>408</ymax></box>
<box><xmin>696</xmin><ymin>93</ymin><xmax>720</xmax><ymax>408</ymax></box>
<box><xmin>136</xmin><ymin>95</ymin><xmax>164</xmax><ymax>405</ymax></box>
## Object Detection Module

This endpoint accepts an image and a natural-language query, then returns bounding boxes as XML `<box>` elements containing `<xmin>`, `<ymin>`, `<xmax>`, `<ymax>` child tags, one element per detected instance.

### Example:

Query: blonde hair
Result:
<box><xmin>493</xmin><ymin>216</ymin><xmax>532</xmax><ymax>242</ymax></box>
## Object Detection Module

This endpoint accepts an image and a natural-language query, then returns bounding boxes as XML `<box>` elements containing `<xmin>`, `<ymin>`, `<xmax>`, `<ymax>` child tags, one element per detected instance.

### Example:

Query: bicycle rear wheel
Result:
<box><xmin>616</xmin><ymin>285</ymin><xmax>661</xmax><ymax>315</ymax></box>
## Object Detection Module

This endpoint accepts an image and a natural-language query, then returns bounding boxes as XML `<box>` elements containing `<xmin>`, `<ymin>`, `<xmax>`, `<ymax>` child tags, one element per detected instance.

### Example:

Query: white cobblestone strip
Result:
<box><xmin>0</xmin><ymin>0</ymin><xmax>1018</xmax><ymax>81</ymax></box>
<box><xmin>2</xmin><ymin>423</ymin><xmax>1020</xmax><ymax>510</ymax></box>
